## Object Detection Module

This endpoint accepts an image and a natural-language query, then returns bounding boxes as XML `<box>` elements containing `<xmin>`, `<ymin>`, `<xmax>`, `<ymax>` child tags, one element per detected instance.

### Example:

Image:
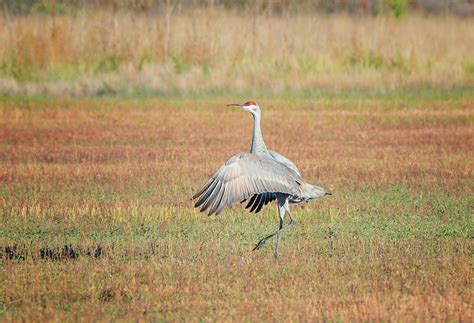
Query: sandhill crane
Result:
<box><xmin>193</xmin><ymin>101</ymin><xmax>331</xmax><ymax>258</ymax></box>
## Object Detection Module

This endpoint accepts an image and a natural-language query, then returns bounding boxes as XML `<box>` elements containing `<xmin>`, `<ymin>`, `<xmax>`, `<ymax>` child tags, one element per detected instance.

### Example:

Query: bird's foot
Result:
<box><xmin>252</xmin><ymin>238</ymin><xmax>267</xmax><ymax>251</ymax></box>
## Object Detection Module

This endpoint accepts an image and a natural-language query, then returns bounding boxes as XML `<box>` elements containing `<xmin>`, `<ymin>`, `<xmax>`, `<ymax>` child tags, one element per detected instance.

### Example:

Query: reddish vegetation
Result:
<box><xmin>0</xmin><ymin>97</ymin><xmax>472</xmax><ymax>321</ymax></box>
<box><xmin>0</xmin><ymin>98</ymin><xmax>472</xmax><ymax>203</ymax></box>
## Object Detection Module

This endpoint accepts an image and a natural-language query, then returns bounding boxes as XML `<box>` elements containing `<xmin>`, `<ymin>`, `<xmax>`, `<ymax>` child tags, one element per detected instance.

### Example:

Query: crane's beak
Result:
<box><xmin>226</xmin><ymin>103</ymin><xmax>243</xmax><ymax>108</ymax></box>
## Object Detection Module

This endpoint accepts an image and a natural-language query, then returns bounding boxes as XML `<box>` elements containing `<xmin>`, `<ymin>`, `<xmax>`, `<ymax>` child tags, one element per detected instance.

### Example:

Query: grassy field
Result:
<box><xmin>0</xmin><ymin>90</ymin><xmax>472</xmax><ymax>321</ymax></box>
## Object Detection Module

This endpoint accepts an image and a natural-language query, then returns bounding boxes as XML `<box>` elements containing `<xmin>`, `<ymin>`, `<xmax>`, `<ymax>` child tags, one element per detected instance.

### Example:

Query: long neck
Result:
<box><xmin>250</xmin><ymin>112</ymin><xmax>268</xmax><ymax>155</ymax></box>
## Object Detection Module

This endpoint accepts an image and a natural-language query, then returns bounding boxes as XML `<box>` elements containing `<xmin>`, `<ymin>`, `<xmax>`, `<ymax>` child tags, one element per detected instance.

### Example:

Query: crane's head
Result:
<box><xmin>226</xmin><ymin>100</ymin><xmax>260</xmax><ymax>117</ymax></box>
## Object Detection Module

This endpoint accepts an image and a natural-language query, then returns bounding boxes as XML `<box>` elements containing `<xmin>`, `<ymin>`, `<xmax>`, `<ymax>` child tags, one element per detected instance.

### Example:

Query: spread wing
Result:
<box><xmin>193</xmin><ymin>152</ymin><xmax>302</xmax><ymax>215</ymax></box>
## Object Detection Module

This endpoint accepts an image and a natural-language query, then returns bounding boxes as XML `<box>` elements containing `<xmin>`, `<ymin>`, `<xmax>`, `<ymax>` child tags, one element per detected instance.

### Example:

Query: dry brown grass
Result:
<box><xmin>0</xmin><ymin>8</ymin><xmax>473</xmax><ymax>95</ymax></box>
<box><xmin>0</xmin><ymin>94</ymin><xmax>472</xmax><ymax>320</ymax></box>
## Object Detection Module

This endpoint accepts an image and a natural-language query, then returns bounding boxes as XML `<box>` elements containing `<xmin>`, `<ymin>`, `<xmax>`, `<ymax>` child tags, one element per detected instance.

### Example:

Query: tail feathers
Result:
<box><xmin>301</xmin><ymin>184</ymin><xmax>331</xmax><ymax>200</ymax></box>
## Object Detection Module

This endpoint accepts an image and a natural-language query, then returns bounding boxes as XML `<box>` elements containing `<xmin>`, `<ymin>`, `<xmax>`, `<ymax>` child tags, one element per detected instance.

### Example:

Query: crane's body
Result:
<box><xmin>193</xmin><ymin>101</ymin><xmax>331</xmax><ymax>257</ymax></box>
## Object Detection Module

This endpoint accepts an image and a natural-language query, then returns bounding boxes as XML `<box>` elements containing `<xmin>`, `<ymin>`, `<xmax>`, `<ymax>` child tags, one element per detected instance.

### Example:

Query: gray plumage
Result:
<box><xmin>193</xmin><ymin>101</ymin><xmax>331</xmax><ymax>258</ymax></box>
<box><xmin>268</xmin><ymin>150</ymin><xmax>302</xmax><ymax>177</ymax></box>
<box><xmin>193</xmin><ymin>152</ymin><xmax>301</xmax><ymax>215</ymax></box>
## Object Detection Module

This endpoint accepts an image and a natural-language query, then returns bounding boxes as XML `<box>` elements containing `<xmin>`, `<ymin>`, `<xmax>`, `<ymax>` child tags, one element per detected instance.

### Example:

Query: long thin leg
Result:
<box><xmin>253</xmin><ymin>199</ymin><xmax>295</xmax><ymax>256</ymax></box>
<box><xmin>275</xmin><ymin>209</ymin><xmax>295</xmax><ymax>258</ymax></box>
<box><xmin>275</xmin><ymin>205</ymin><xmax>285</xmax><ymax>258</ymax></box>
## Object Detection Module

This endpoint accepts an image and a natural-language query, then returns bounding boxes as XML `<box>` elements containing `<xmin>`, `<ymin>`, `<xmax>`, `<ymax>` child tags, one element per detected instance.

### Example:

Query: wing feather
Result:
<box><xmin>245</xmin><ymin>194</ymin><xmax>257</xmax><ymax>209</ymax></box>
<box><xmin>249</xmin><ymin>194</ymin><xmax>262</xmax><ymax>213</ymax></box>
<box><xmin>255</xmin><ymin>195</ymin><xmax>266</xmax><ymax>213</ymax></box>
<box><xmin>194</xmin><ymin>179</ymin><xmax>218</xmax><ymax>208</ymax></box>
<box><xmin>210</xmin><ymin>184</ymin><xmax>226</xmax><ymax>215</ymax></box>
<box><xmin>263</xmin><ymin>193</ymin><xmax>270</xmax><ymax>205</ymax></box>
<box><xmin>193</xmin><ymin>152</ymin><xmax>302</xmax><ymax>215</ymax></box>
<box><xmin>242</xmin><ymin>192</ymin><xmax>277</xmax><ymax>213</ymax></box>
<box><xmin>200</xmin><ymin>180</ymin><xmax>222</xmax><ymax>212</ymax></box>
<box><xmin>214</xmin><ymin>186</ymin><xmax>228</xmax><ymax>215</ymax></box>
<box><xmin>192</xmin><ymin>178</ymin><xmax>213</xmax><ymax>200</ymax></box>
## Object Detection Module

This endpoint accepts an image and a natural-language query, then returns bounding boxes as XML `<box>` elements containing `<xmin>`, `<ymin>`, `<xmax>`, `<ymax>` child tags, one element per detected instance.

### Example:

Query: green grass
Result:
<box><xmin>1</xmin><ymin>186</ymin><xmax>471</xmax><ymax>249</ymax></box>
<box><xmin>1</xmin><ymin>86</ymin><xmax>473</xmax><ymax>102</ymax></box>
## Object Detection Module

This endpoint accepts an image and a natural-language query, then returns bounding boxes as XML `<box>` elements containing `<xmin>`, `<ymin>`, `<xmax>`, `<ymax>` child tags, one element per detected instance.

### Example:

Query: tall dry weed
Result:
<box><xmin>0</xmin><ymin>8</ymin><xmax>473</xmax><ymax>95</ymax></box>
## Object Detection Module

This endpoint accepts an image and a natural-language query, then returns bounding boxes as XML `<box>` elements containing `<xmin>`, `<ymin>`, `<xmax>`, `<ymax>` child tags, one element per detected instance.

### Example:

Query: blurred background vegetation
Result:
<box><xmin>0</xmin><ymin>0</ymin><xmax>473</xmax><ymax>96</ymax></box>
<box><xmin>3</xmin><ymin>0</ymin><xmax>474</xmax><ymax>16</ymax></box>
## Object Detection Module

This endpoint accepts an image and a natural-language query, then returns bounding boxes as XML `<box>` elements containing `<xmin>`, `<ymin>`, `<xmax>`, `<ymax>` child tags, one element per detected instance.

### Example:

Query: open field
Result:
<box><xmin>0</xmin><ymin>90</ymin><xmax>472</xmax><ymax>321</ymax></box>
